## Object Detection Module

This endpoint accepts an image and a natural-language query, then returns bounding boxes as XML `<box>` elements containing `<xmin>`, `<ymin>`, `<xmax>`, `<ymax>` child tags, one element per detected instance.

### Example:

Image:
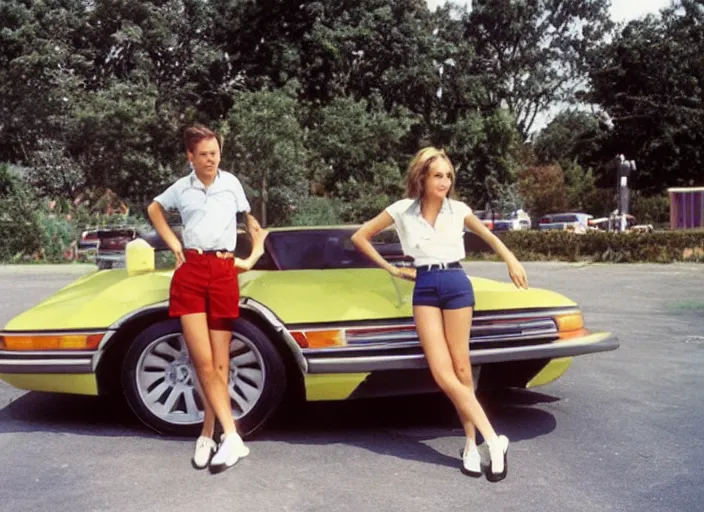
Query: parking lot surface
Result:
<box><xmin>1</xmin><ymin>262</ymin><xmax>703</xmax><ymax>512</ymax></box>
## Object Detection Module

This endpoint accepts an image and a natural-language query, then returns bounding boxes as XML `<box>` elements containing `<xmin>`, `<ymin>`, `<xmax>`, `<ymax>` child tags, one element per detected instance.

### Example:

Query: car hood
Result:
<box><xmin>3</xmin><ymin>268</ymin><xmax>577</xmax><ymax>331</ymax></box>
<box><xmin>2</xmin><ymin>269</ymin><xmax>173</xmax><ymax>331</ymax></box>
<box><xmin>238</xmin><ymin>268</ymin><xmax>576</xmax><ymax>324</ymax></box>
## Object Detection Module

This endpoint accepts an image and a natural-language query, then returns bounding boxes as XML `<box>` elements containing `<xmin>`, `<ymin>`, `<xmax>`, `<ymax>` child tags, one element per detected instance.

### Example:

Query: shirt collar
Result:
<box><xmin>407</xmin><ymin>197</ymin><xmax>454</xmax><ymax>216</ymax></box>
<box><xmin>188</xmin><ymin>169</ymin><xmax>221</xmax><ymax>189</ymax></box>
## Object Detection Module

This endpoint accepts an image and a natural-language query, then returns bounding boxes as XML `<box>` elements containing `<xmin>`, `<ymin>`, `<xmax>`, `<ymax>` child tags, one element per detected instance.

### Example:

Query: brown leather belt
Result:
<box><xmin>185</xmin><ymin>248</ymin><xmax>234</xmax><ymax>259</ymax></box>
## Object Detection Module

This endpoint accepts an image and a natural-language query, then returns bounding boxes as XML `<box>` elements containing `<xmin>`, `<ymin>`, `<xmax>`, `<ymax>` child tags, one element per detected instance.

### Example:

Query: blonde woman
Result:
<box><xmin>351</xmin><ymin>147</ymin><xmax>528</xmax><ymax>482</ymax></box>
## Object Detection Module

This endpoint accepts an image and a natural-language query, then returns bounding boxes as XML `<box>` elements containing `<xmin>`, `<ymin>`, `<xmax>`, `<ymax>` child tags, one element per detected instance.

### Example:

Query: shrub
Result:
<box><xmin>630</xmin><ymin>192</ymin><xmax>670</xmax><ymax>226</ymax></box>
<box><xmin>0</xmin><ymin>164</ymin><xmax>42</xmax><ymax>261</ymax></box>
<box><xmin>465</xmin><ymin>230</ymin><xmax>704</xmax><ymax>263</ymax></box>
<box><xmin>0</xmin><ymin>168</ymin><xmax>150</xmax><ymax>263</ymax></box>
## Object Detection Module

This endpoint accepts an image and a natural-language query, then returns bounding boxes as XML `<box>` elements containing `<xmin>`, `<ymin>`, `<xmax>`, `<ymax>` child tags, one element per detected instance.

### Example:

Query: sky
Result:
<box><xmin>425</xmin><ymin>0</ymin><xmax>671</xmax><ymax>21</ymax></box>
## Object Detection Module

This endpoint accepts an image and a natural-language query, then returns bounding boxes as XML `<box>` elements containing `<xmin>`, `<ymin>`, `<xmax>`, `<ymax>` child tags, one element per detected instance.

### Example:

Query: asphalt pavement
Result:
<box><xmin>1</xmin><ymin>262</ymin><xmax>703</xmax><ymax>512</ymax></box>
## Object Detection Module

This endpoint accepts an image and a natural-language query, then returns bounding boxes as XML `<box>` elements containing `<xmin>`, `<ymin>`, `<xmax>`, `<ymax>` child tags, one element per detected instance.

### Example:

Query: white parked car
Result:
<box><xmin>493</xmin><ymin>209</ymin><xmax>532</xmax><ymax>231</ymax></box>
<box><xmin>538</xmin><ymin>213</ymin><xmax>593</xmax><ymax>234</ymax></box>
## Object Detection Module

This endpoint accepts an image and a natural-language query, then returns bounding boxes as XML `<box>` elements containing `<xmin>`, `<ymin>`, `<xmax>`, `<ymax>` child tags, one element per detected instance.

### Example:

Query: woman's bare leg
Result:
<box><xmin>414</xmin><ymin>306</ymin><xmax>497</xmax><ymax>443</ymax></box>
<box><xmin>443</xmin><ymin>307</ymin><xmax>477</xmax><ymax>446</ymax></box>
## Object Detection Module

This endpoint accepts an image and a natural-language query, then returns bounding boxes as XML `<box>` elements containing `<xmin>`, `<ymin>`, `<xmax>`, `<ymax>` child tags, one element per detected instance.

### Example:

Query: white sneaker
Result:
<box><xmin>209</xmin><ymin>433</ymin><xmax>249</xmax><ymax>473</ymax></box>
<box><xmin>461</xmin><ymin>445</ymin><xmax>482</xmax><ymax>477</ymax></box>
<box><xmin>487</xmin><ymin>435</ymin><xmax>509</xmax><ymax>482</ymax></box>
<box><xmin>191</xmin><ymin>436</ymin><xmax>216</xmax><ymax>470</ymax></box>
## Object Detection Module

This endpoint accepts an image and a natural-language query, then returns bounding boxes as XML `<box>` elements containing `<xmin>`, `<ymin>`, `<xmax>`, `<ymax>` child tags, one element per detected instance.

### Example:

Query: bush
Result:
<box><xmin>630</xmin><ymin>192</ymin><xmax>670</xmax><ymax>226</ymax></box>
<box><xmin>0</xmin><ymin>164</ymin><xmax>42</xmax><ymax>261</ymax></box>
<box><xmin>465</xmin><ymin>230</ymin><xmax>704</xmax><ymax>263</ymax></box>
<box><xmin>0</xmin><ymin>166</ymin><xmax>150</xmax><ymax>263</ymax></box>
<box><xmin>37</xmin><ymin>214</ymin><xmax>76</xmax><ymax>262</ymax></box>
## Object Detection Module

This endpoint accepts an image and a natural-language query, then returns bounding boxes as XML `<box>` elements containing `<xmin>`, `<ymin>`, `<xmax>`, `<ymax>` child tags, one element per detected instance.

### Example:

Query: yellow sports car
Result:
<box><xmin>0</xmin><ymin>226</ymin><xmax>618</xmax><ymax>436</ymax></box>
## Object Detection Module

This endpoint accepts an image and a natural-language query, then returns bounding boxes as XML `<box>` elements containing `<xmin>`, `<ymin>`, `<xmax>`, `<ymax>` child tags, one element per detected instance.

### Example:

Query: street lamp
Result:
<box><xmin>614</xmin><ymin>154</ymin><xmax>636</xmax><ymax>232</ymax></box>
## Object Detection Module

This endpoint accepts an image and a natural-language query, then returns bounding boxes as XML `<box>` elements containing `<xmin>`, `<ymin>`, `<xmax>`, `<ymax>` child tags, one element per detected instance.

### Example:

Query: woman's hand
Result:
<box><xmin>507</xmin><ymin>258</ymin><xmax>528</xmax><ymax>289</ymax></box>
<box><xmin>250</xmin><ymin>226</ymin><xmax>269</xmax><ymax>256</ymax></box>
<box><xmin>235</xmin><ymin>228</ymin><xmax>269</xmax><ymax>271</ymax></box>
<box><xmin>389</xmin><ymin>265</ymin><xmax>417</xmax><ymax>282</ymax></box>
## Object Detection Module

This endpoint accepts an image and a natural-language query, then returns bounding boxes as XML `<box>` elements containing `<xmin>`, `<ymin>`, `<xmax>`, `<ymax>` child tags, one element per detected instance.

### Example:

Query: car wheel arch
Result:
<box><xmin>236</xmin><ymin>308</ymin><xmax>305</xmax><ymax>402</ymax></box>
<box><xmin>96</xmin><ymin>304</ymin><xmax>305</xmax><ymax>403</ymax></box>
<box><xmin>96</xmin><ymin>308</ymin><xmax>171</xmax><ymax>396</ymax></box>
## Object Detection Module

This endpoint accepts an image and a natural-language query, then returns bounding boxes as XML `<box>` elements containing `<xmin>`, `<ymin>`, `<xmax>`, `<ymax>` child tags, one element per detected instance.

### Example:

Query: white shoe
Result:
<box><xmin>191</xmin><ymin>436</ymin><xmax>216</xmax><ymax>470</ymax></box>
<box><xmin>461</xmin><ymin>445</ymin><xmax>482</xmax><ymax>477</ymax></box>
<box><xmin>487</xmin><ymin>435</ymin><xmax>509</xmax><ymax>482</ymax></box>
<box><xmin>209</xmin><ymin>433</ymin><xmax>249</xmax><ymax>473</ymax></box>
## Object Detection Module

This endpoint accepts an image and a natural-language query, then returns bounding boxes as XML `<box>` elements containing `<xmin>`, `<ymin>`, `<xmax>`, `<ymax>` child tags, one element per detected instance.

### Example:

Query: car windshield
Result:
<box><xmin>264</xmin><ymin>229</ymin><xmax>404</xmax><ymax>270</ymax></box>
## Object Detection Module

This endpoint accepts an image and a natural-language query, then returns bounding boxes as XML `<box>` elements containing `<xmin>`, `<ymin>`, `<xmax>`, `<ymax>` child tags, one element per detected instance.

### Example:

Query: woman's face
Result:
<box><xmin>423</xmin><ymin>158</ymin><xmax>453</xmax><ymax>201</ymax></box>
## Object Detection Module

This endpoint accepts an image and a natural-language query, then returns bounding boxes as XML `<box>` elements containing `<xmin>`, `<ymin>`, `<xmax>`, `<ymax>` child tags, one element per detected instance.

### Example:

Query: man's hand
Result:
<box><xmin>147</xmin><ymin>201</ymin><xmax>185</xmax><ymax>269</ymax></box>
<box><xmin>389</xmin><ymin>265</ymin><xmax>417</xmax><ymax>282</ymax></box>
<box><xmin>170</xmin><ymin>240</ymin><xmax>186</xmax><ymax>268</ymax></box>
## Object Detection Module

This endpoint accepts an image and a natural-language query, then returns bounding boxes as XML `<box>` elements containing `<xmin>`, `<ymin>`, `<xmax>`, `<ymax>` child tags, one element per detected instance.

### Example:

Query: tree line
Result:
<box><xmin>1</xmin><ymin>0</ymin><xmax>702</xmax><ymax>227</ymax></box>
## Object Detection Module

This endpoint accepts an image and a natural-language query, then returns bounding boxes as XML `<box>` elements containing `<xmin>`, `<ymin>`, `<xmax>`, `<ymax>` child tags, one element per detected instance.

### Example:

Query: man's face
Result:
<box><xmin>187</xmin><ymin>137</ymin><xmax>221</xmax><ymax>182</ymax></box>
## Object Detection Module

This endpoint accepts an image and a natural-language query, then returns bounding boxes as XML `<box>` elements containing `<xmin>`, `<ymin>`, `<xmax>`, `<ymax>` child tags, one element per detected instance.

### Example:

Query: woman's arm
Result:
<box><xmin>235</xmin><ymin>224</ymin><xmax>269</xmax><ymax>271</ymax></box>
<box><xmin>464</xmin><ymin>213</ymin><xmax>528</xmax><ymax>289</ymax></box>
<box><xmin>244</xmin><ymin>212</ymin><xmax>262</xmax><ymax>236</ymax></box>
<box><xmin>351</xmin><ymin>211</ymin><xmax>416</xmax><ymax>281</ymax></box>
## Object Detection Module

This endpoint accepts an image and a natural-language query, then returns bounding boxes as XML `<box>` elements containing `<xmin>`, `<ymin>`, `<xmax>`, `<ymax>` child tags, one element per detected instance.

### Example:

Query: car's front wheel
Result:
<box><xmin>121</xmin><ymin>318</ymin><xmax>286</xmax><ymax>437</ymax></box>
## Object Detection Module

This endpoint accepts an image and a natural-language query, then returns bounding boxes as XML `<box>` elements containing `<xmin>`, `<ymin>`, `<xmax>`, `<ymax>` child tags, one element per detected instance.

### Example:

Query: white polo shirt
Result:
<box><xmin>385</xmin><ymin>198</ymin><xmax>472</xmax><ymax>266</ymax></box>
<box><xmin>154</xmin><ymin>170</ymin><xmax>251</xmax><ymax>252</ymax></box>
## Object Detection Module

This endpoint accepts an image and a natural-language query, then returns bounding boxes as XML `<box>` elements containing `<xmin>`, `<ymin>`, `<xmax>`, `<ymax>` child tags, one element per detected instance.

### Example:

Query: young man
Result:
<box><xmin>147</xmin><ymin>124</ymin><xmax>267</xmax><ymax>474</ymax></box>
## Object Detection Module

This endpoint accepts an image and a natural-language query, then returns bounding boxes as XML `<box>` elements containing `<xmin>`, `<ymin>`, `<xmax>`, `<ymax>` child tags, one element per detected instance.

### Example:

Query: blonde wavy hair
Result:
<box><xmin>405</xmin><ymin>147</ymin><xmax>456</xmax><ymax>199</ymax></box>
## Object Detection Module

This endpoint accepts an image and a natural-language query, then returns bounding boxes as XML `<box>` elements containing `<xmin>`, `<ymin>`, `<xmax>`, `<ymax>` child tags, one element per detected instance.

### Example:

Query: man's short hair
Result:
<box><xmin>184</xmin><ymin>124</ymin><xmax>221</xmax><ymax>153</ymax></box>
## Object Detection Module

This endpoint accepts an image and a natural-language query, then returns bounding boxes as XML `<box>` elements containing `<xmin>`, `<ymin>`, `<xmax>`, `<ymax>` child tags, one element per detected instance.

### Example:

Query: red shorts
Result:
<box><xmin>169</xmin><ymin>250</ymin><xmax>240</xmax><ymax>330</ymax></box>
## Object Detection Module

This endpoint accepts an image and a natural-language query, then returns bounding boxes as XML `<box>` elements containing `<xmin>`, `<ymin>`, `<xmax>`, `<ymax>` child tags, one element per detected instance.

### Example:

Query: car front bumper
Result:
<box><xmin>0</xmin><ymin>349</ymin><xmax>100</xmax><ymax>395</ymax></box>
<box><xmin>303</xmin><ymin>331</ymin><xmax>619</xmax><ymax>373</ymax></box>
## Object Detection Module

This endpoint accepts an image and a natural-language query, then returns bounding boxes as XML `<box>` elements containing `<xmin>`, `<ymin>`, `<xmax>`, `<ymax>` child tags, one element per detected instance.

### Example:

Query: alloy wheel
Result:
<box><xmin>134</xmin><ymin>332</ymin><xmax>266</xmax><ymax>425</ymax></box>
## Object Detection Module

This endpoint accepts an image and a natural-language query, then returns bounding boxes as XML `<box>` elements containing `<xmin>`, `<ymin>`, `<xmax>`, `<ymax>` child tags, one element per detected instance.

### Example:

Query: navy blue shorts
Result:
<box><xmin>412</xmin><ymin>267</ymin><xmax>475</xmax><ymax>309</ymax></box>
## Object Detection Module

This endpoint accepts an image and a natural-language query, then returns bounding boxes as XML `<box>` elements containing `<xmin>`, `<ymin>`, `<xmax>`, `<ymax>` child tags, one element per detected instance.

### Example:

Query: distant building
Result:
<box><xmin>668</xmin><ymin>187</ymin><xmax>704</xmax><ymax>230</ymax></box>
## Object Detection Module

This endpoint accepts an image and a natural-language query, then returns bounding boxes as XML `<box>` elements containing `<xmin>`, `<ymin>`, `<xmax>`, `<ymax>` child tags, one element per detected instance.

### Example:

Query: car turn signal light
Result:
<box><xmin>0</xmin><ymin>333</ymin><xmax>105</xmax><ymax>351</ymax></box>
<box><xmin>290</xmin><ymin>330</ymin><xmax>346</xmax><ymax>349</ymax></box>
<box><xmin>555</xmin><ymin>313</ymin><xmax>588</xmax><ymax>340</ymax></box>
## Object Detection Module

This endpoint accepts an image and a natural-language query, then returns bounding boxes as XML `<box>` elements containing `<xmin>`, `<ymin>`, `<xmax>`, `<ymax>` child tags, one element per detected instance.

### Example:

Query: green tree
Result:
<box><xmin>0</xmin><ymin>0</ymin><xmax>90</xmax><ymax>162</ymax></box>
<box><xmin>446</xmin><ymin>109</ymin><xmax>523</xmax><ymax>207</ymax></box>
<box><xmin>586</xmin><ymin>0</ymin><xmax>704</xmax><ymax>191</ymax></box>
<box><xmin>306</xmin><ymin>96</ymin><xmax>413</xmax><ymax>222</ymax></box>
<box><xmin>467</xmin><ymin>0</ymin><xmax>613</xmax><ymax>137</ymax></box>
<box><xmin>224</xmin><ymin>89</ymin><xmax>310</xmax><ymax>227</ymax></box>
<box><xmin>533</xmin><ymin>110</ymin><xmax>610</xmax><ymax>169</ymax></box>
<box><xmin>517</xmin><ymin>164</ymin><xmax>568</xmax><ymax>219</ymax></box>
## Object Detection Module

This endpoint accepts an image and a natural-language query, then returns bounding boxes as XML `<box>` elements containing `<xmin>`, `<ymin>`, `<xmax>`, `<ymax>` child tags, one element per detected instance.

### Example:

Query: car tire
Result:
<box><xmin>121</xmin><ymin>318</ymin><xmax>287</xmax><ymax>438</ymax></box>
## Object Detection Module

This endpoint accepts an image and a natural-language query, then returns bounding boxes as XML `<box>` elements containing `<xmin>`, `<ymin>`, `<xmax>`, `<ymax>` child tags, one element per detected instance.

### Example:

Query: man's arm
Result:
<box><xmin>147</xmin><ymin>201</ymin><xmax>185</xmax><ymax>267</ymax></box>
